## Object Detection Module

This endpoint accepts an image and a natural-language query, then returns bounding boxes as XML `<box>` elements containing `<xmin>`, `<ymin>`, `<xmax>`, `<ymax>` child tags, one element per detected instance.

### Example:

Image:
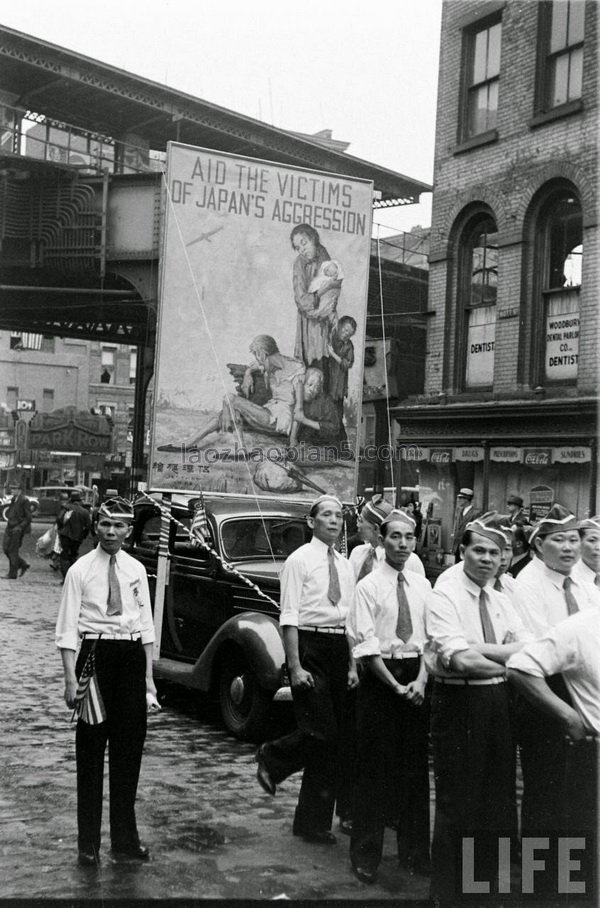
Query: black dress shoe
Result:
<box><xmin>255</xmin><ymin>745</ymin><xmax>276</xmax><ymax>796</ymax></box>
<box><xmin>293</xmin><ymin>829</ymin><xmax>337</xmax><ymax>845</ymax></box>
<box><xmin>111</xmin><ymin>843</ymin><xmax>150</xmax><ymax>861</ymax></box>
<box><xmin>78</xmin><ymin>849</ymin><xmax>99</xmax><ymax>867</ymax></box>
<box><xmin>352</xmin><ymin>864</ymin><xmax>376</xmax><ymax>884</ymax></box>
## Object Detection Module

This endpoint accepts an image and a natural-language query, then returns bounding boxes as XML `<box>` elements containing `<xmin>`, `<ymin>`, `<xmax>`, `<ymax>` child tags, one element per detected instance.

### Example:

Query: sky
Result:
<box><xmin>0</xmin><ymin>0</ymin><xmax>443</xmax><ymax>237</ymax></box>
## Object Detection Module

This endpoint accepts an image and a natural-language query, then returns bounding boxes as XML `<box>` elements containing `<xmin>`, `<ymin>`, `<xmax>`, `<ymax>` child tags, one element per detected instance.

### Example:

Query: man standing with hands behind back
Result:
<box><xmin>255</xmin><ymin>494</ymin><xmax>357</xmax><ymax>845</ymax></box>
<box><xmin>56</xmin><ymin>496</ymin><xmax>158</xmax><ymax>868</ymax></box>
<box><xmin>451</xmin><ymin>488</ymin><xmax>479</xmax><ymax>563</ymax></box>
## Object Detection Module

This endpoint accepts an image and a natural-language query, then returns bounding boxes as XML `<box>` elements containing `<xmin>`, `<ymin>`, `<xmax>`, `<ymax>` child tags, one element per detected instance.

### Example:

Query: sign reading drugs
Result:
<box><xmin>151</xmin><ymin>143</ymin><xmax>373</xmax><ymax>500</ymax></box>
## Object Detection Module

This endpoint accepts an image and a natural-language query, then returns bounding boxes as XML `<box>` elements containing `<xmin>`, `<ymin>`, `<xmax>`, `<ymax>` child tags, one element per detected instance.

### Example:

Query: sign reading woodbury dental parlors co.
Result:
<box><xmin>28</xmin><ymin>407</ymin><xmax>112</xmax><ymax>452</ymax></box>
<box><xmin>150</xmin><ymin>143</ymin><xmax>373</xmax><ymax>501</ymax></box>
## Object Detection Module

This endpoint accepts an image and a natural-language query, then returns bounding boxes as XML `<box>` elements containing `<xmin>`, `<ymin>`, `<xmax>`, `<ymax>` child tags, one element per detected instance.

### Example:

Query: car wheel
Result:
<box><xmin>1</xmin><ymin>505</ymin><xmax>9</xmax><ymax>522</ymax></box>
<box><xmin>218</xmin><ymin>652</ymin><xmax>272</xmax><ymax>742</ymax></box>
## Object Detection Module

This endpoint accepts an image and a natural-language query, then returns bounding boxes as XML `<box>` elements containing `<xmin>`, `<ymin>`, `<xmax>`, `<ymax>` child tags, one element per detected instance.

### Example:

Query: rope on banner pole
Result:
<box><xmin>138</xmin><ymin>489</ymin><xmax>280</xmax><ymax>610</ymax></box>
<box><xmin>376</xmin><ymin>227</ymin><xmax>396</xmax><ymax>502</ymax></box>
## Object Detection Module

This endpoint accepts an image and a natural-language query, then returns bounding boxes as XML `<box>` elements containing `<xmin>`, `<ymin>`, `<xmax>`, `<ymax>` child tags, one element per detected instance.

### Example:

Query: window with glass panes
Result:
<box><xmin>461</xmin><ymin>217</ymin><xmax>498</xmax><ymax>388</ymax></box>
<box><xmin>464</xmin><ymin>18</ymin><xmax>502</xmax><ymax>139</ymax></box>
<box><xmin>544</xmin><ymin>0</ymin><xmax>585</xmax><ymax>109</ymax></box>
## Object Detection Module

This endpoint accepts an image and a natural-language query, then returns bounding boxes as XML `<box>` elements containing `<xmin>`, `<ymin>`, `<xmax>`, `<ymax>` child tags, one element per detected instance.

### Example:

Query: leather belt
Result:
<box><xmin>298</xmin><ymin>625</ymin><xmax>346</xmax><ymax>635</ymax></box>
<box><xmin>382</xmin><ymin>653</ymin><xmax>420</xmax><ymax>661</ymax></box>
<box><xmin>435</xmin><ymin>676</ymin><xmax>505</xmax><ymax>686</ymax></box>
<box><xmin>81</xmin><ymin>632</ymin><xmax>142</xmax><ymax>641</ymax></box>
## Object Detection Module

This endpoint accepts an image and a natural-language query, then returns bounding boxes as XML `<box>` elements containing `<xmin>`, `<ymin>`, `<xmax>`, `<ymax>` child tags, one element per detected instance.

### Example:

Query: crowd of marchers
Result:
<box><xmin>4</xmin><ymin>480</ymin><xmax>597</xmax><ymax>905</ymax></box>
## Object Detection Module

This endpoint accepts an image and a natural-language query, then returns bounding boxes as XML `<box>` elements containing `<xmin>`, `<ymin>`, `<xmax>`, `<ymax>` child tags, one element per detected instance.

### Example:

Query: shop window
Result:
<box><xmin>10</xmin><ymin>332</ymin><xmax>43</xmax><ymax>351</ymax></box>
<box><xmin>537</xmin><ymin>0</ymin><xmax>584</xmax><ymax>113</ymax></box>
<box><xmin>534</xmin><ymin>188</ymin><xmax>582</xmax><ymax>384</ymax></box>
<box><xmin>42</xmin><ymin>389</ymin><xmax>54</xmax><ymax>412</ymax></box>
<box><xmin>129</xmin><ymin>347</ymin><xmax>137</xmax><ymax>384</ymax></box>
<box><xmin>461</xmin><ymin>15</ymin><xmax>502</xmax><ymax>140</ymax></box>
<box><xmin>100</xmin><ymin>346</ymin><xmax>116</xmax><ymax>383</ymax></box>
<box><xmin>458</xmin><ymin>214</ymin><xmax>498</xmax><ymax>389</ymax></box>
<box><xmin>6</xmin><ymin>387</ymin><xmax>18</xmax><ymax>410</ymax></box>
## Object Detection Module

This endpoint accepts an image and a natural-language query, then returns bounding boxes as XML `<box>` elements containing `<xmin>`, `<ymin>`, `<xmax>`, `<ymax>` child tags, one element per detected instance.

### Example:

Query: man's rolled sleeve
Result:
<box><xmin>279</xmin><ymin>555</ymin><xmax>303</xmax><ymax>627</ymax></box>
<box><xmin>55</xmin><ymin>568</ymin><xmax>82</xmax><ymax>651</ymax></box>
<box><xmin>138</xmin><ymin>569</ymin><xmax>155</xmax><ymax>645</ymax></box>
<box><xmin>425</xmin><ymin>589</ymin><xmax>470</xmax><ymax>669</ymax></box>
<box><xmin>350</xmin><ymin>581</ymin><xmax>381</xmax><ymax>660</ymax></box>
<box><xmin>507</xmin><ymin>631</ymin><xmax>571</xmax><ymax>679</ymax></box>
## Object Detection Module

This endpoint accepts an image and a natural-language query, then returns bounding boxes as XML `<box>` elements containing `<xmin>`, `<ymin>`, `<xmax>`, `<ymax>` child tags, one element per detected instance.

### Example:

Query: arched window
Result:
<box><xmin>535</xmin><ymin>188</ymin><xmax>582</xmax><ymax>383</ymax></box>
<box><xmin>458</xmin><ymin>214</ymin><xmax>498</xmax><ymax>389</ymax></box>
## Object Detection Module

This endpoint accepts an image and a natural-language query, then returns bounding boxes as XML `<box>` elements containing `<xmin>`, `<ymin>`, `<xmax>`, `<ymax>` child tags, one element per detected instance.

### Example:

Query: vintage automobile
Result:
<box><xmin>126</xmin><ymin>492</ymin><xmax>311</xmax><ymax>741</ymax></box>
<box><xmin>30</xmin><ymin>485</ymin><xmax>95</xmax><ymax>518</ymax></box>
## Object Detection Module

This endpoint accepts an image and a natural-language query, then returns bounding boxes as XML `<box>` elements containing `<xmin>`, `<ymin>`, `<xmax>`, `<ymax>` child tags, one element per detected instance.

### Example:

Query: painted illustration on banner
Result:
<box><xmin>151</xmin><ymin>143</ymin><xmax>373</xmax><ymax>500</ymax></box>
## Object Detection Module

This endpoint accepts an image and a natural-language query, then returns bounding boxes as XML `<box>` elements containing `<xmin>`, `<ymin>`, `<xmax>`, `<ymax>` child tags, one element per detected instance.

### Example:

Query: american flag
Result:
<box><xmin>190</xmin><ymin>493</ymin><xmax>209</xmax><ymax>545</ymax></box>
<box><xmin>72</xmin><ymin>645</ymin><xmax>106</xmax><ymax>725</ymax></box>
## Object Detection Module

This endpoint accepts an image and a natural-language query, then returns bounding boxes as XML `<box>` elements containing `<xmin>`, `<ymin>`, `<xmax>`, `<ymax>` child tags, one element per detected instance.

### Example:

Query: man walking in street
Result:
<box><xmin>56</xmin><ymin>496</ymin><xmax>158</xmax><ymax>867</ymax></box>
<box><xmin>255</xmin><ymin>494</ymin><xmax>357</xmax><ymax>845</ymax></box>
<box><xmin>58</xmin><ymin>490</ymin><xmax>91</xmax><ymax>579</ymax></box>
<box><xmin>2</xmin><ymin>481</ymin><xmax>32</xmax><ymax>579</ymax></box>
<box><xmin>425</xmin><ymin>513</ymin><xmax>533</xmax><ymax>905</ymax></box>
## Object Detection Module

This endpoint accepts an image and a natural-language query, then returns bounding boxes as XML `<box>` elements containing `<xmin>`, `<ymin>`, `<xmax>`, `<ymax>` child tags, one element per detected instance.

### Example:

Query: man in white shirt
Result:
<box><xmin>512</xmin><ymin>504</ymin><xmax>600</xmax><ymax>844</ymax></box>
<box><xmin>572</xmin><ymin>515</ymin><xmax>600</xmax><ymax>587</ymax></box>
<box><xmin>425</xmin><ymin>513</ymin><xmax>533</xmax><ymax>904</ymax></box>
<box><xmin>55</xmin><ymin>497</ymin><xmax>157</xmax><ymax>867</ymax></box>
<box><xmin>349</xmin><ymin>496</ymin><xmax>425</xmax><ymax>580</ymax></box>
<box><xmin>508</xmin><ymin>610</ymin><xmax>599</xmax><ymax>875</ymax></box>
<box><xmin>255</xmin><ymin>494</ymin><xmax>356</xmax><ymax>845</ymax></box>
<box><xmin>347</xmin><ymin>510</ymin><xmax>431</xmax><ymax>884</ymax></box>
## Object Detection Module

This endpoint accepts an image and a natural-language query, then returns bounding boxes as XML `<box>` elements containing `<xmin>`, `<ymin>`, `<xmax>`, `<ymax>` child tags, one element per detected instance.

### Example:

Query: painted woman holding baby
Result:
<box><xmin>290</xmin><ymin>223</ymin><xmax>342</xmax><ymax>377</ymax></box>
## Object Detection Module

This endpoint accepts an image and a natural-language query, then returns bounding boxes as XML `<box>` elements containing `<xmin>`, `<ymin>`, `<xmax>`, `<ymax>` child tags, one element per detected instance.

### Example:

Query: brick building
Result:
<box><xmin>392</xmin><ymin>0</ymin><xmax>598</xmax><ymax>554</ymax></box>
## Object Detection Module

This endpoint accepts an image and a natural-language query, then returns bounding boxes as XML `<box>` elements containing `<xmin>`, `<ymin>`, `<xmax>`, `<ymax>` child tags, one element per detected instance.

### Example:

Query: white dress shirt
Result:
<box><xmin>425</xmin><ymin>568</ymin><xmax>533</xmax><ymax>677</ymax></box>
<box><xmin>56</xmin><ymin>545</ymin><xmax>155</xmax><ymax>651</ymax></box>
<box><xmin>513</xmin><ymin>563</ymin><xmax>600</xmax><ymax>637</ymax></box>
<box><xmin>279</xmin><ymin>536</ymin><xmax>355</xmax><ymax>628</ymax></box>
<box><xmin>507</xmin><ymin>609</ymin><xmax>600</xmax><ymax>735</ymax></box>
<box><xmin>348</xmin><ymin>559</ymin><xmax>431</xmax><ymax>659</ymax></box>
<box><xmin>349</xmin><ymin>543</ymin><xmax>425</xmax><ymax>580</ymax></box>
<box><xmin>572</xmin><ymin>558</ymin><xmax>599</xmax><ymax>587</ymax></box>
<box><xmin>434</xmin><ymin>561</ymin><xmax>515</xmax><ymax>597</ymax></box>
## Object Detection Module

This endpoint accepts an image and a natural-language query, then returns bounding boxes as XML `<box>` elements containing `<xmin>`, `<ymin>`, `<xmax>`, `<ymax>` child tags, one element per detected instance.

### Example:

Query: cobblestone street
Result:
<box><xmin>1</xmin><ymin>522</ymin><xmax>430</xmax><ymax>902</ymax></box>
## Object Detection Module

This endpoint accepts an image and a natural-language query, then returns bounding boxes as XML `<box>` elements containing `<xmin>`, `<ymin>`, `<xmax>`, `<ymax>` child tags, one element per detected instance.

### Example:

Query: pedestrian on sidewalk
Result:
<box><xmin>255</xmin><ymin>493</ymin><xmax>357</xmax><ymax>845</ymax></box>
<box><xmin>58</xmin><ymin>490</ymin><xmax>91</xmax><ymax>579</ymax></box>
<box><xmin>55</xmin><ymin>496</ymin><xmax>158</xmax><ymax>867</ymax></box>
<box><xmin>2</xmin><ymin>481</ymin><xmax>32</xmax><ymax>579</ymax></box>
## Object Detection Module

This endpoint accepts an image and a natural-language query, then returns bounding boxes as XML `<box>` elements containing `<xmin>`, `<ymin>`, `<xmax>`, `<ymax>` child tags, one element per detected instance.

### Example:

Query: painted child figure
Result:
<box><xmin>327</xmin><ymin>315</ymin><xmax>357</xmax><ymax>424</ymax></box>
<box><xmin>308</xmin><ymin>259</ymin><xmax>344</xmax><ymax>323</ymax></box>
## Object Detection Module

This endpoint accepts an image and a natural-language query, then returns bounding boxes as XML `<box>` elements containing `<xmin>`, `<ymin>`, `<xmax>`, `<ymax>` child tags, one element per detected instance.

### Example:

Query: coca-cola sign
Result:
<box><xmin>430</xmin><ymin>449</ymin><xmax>452</xmax><ymax>464</ymax></box>
<box><xmin>523</xmin><ymin>448</ymin><xmax>551</xmax><ymax>466</ymax></box>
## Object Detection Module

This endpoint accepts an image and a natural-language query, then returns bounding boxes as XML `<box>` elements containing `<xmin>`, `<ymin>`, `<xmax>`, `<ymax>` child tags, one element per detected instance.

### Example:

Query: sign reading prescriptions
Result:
<box><xmin>151</xmin><ymin>143</ymin><xmax>373</xmax><ymax>500</ymax></box>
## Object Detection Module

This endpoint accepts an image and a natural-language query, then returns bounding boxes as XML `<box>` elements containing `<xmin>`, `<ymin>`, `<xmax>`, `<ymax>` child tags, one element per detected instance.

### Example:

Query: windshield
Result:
<box><xmin>220</xmin><ymin>517</ymin><xmax>308</xmax><ymax>562</ymax></box>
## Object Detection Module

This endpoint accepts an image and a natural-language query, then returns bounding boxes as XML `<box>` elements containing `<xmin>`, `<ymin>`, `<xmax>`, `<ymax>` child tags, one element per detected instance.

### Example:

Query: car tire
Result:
<box><xmin>1</xmin><ymin>505</ymin><xmax>9</xmax><ymax>522</ymax></box>
<box><xmin>218</xmin><ymin>651</ymin><xmax>272</xmax><ymax>742</ymax></box>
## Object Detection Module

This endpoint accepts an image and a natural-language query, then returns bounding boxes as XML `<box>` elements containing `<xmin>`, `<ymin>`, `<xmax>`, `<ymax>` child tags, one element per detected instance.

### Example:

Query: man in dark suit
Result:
<box><xmin>507</xmin><ymin>493</ymin><xmax>529</xmax><ymax>525</ymax></box>
<box><xmin>58</xmin><ymin>490</ymin><xmax>92</xmax><ymax>579</ymax></box>
<box><xmin>2</xmin><ymin>482</ymin><xmax>33</xmax><ymax>579</ymax></box>
<box><xmin>451</xmin><ymin>488</ymin><xmax>479</xmax><ymax>562</ymax></box>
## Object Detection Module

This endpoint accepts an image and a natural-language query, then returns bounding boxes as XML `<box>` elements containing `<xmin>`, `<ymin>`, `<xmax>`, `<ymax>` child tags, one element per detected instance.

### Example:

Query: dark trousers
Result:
<box><xmin>335</xmin><ymin>686</ymin><xmax>357</xmax><ymax>822</ymax></box>
<box><xmin>517</xmin><ymin>674</ymin><xmax>572</xmax><ymax>838</ymax></box>
<box><xmin>430</xmin><ymin>682</ymin><xmax>517</xmax><ymax>903</ymax></box>
<box><xmin>261</xmin><ymin>630</ymin><xmax>348</xmax><ymax>834</ymax></box>
<box><xmin>60</xmin><ymin>537</ymin><xmax>81</xmax><ymax>579</ymax></box>
<box><xmin>350</xmin><ymin>658</ymin><xmax>430</xmax><ymax>874</ymax></box>
<box><xmin>75</xmin><ymin>639</ymin><xmax>147</xmax><ymax>854</ymax></box>
<box><xmin>2</xmin><ymin>527</ymin><xmax>28</xmax><ymax>578</ymax></box>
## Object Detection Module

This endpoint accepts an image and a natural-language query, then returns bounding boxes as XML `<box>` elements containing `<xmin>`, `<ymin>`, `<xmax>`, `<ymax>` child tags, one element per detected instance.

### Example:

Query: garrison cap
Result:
<box><xmin>380</xmin><ymin>508</ymin><xmax>416</xmax><ymax>532</ymax></box>
<box><xmin>361</xmin><ymin>494</ymin><xmax>393</xmax><ymax>527</ymax></box>
<box><xmin>98</xmin><ymin>496</ymin><xmax>134</xmax><ymax>521</ymax></box>
<box><xmin>466</xmin><ymin>511</ymin><xmax>511</xmax><ymax>549</ymax></box>
<box><xmin>529</xmin><ymin>503</ymin><xmax>578</xmax><ymax>543</ymax></box>
<box><xmin>578</xmin><ymin>515</ymin><xmax>600</xmax><ymax>532</ymax></box>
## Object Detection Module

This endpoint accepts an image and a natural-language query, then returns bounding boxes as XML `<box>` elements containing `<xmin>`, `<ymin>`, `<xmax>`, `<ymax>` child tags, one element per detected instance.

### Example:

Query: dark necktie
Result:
<box><xmin>595</xmin><ymin>574</ymin><xmax>600</xmax><ymax>588</ymax></box>
<box><xmin>563</xmin><ymin>576</ymin><xmax>579</xmax><ymax>615</ymax></box>
<box><xmin>479</xmin><ymin>589</ymin><xmax>496</xmax><ymax>643</ymax></box>
<box><xmin>107</xmin><ymin>554</ymin><xmax>123</xmax><ymax>616</ymax></box>
<box><xmin>357</xmin><ymin>545</ymin><xmax>376</xmax><ymax>581</ymax></box>
<box><xmin>493</xmin><ymin>577</ymin><xmax>503</xmax><ymax>592</ymax></box>
<box><xmin>327</xmin><ymin>547</ymin><xmax>341</xmax><ymax>606</ymax></box>
<box><xmin>395</xmin><ymin>572</ymin><xmax>413</xmax><ymax>642</ymax></box>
